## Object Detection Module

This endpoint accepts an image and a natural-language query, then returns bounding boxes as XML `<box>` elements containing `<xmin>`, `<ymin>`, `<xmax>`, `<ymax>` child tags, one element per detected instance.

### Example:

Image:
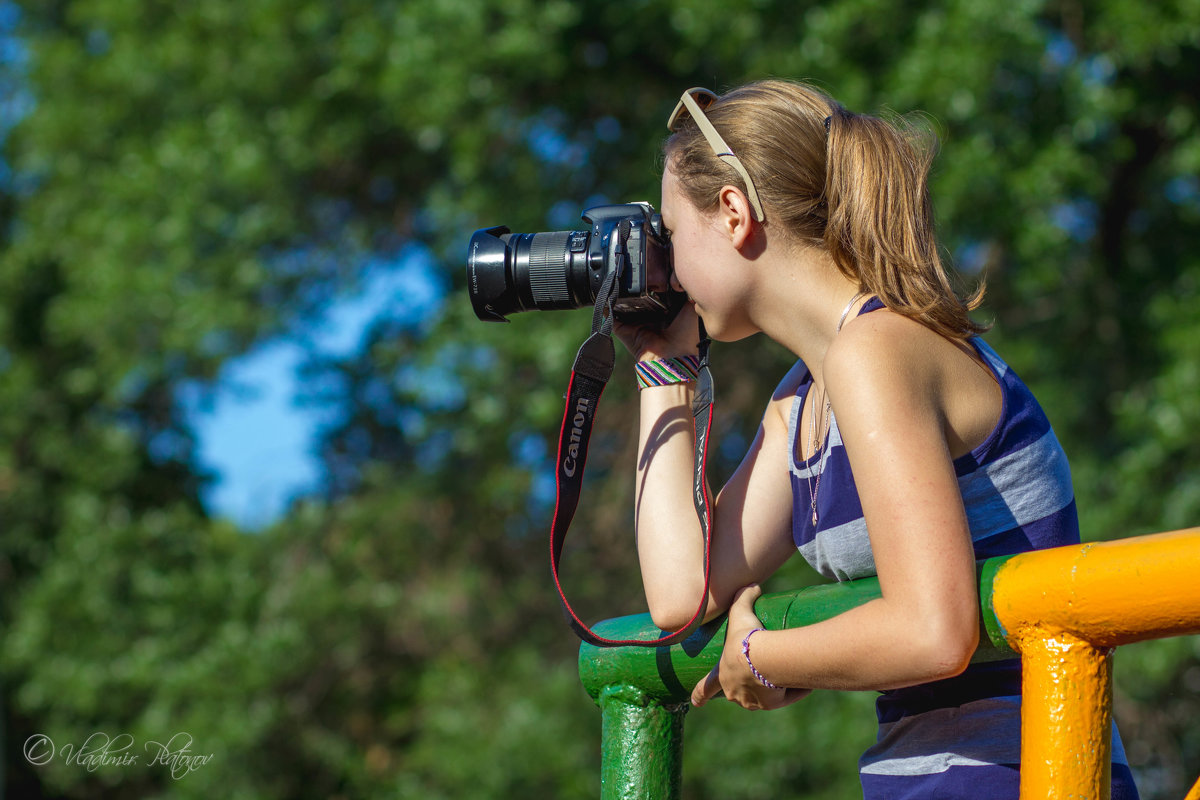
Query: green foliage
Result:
<box><xmin>682</xmin><ymin>690</ymin><xmax>877</xmax><ymax>800</ymax></box>
<box><xmin>1</xmin><ymin>0</ymin><xmax>1197</xmax><ymax>798</ymax></box>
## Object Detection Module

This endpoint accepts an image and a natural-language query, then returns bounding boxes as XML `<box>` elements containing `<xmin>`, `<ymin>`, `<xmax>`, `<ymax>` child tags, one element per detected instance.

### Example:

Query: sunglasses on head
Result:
<box><xmin>667</xmin><ymin>87</ymin><xmax>765</xmax><ymax>222</ymax></box>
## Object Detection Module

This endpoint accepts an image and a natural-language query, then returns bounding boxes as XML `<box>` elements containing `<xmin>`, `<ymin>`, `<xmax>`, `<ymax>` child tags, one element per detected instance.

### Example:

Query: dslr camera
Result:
<box><xmin>466</xmin><ymin>202</ymin><xmax>683</xmax><ymax>325</ymax></box>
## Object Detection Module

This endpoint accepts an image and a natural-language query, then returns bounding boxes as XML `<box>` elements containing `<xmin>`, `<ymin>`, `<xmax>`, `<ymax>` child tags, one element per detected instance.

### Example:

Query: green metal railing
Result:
<box><xmin>578</xmin><ymin>577</ymin><xmax>994</xmax><ymax>799</ymax></box>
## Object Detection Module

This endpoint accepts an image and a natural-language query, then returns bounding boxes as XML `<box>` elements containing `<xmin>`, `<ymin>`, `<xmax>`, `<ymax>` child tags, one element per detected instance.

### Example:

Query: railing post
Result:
<box><xmin>1017</xmin><ymin>631</ymin><xmax>1114</xmax><ymax>799</ymax></box>
<box><xmin>598</xmin><ymin>685</ymin><xmax>687</xmax><ymax>800</ymax></box>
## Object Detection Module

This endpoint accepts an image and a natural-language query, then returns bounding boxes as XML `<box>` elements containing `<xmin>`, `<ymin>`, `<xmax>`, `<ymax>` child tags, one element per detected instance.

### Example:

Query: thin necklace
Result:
<box><xmin>807</xmin><ymin>291</ymin><xmax>866</xmax><ymax>526</ymax></box>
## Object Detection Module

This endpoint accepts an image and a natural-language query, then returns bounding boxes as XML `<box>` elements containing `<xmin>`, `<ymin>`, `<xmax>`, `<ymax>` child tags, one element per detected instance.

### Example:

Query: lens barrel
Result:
<box><xmin>467</xmin><ymin>227</ymin><xmax>597</xmax><ymax>322</ymax></box>
<box><xmin>524</xmin><ymin>231</ymin><xmax>576</xmax><ymax>306</ymax></box>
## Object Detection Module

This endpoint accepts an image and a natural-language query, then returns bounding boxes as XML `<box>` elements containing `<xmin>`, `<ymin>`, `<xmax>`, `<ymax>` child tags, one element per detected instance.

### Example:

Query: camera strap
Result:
<box><xmin>549</xmin><ymin>222</ymin><xmax>714</xmax><ymax>648</ymax></box>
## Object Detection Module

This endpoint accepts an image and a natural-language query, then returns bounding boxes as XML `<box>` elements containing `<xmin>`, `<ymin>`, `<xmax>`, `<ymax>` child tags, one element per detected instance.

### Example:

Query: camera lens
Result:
<box><xmin>467</xmin><ymin>227</ymin><xmax>596</xmax><ymax>322</ymax></box>
<box><xmin>525</xmin><ymin>232</ymin><xmax>573</xmax><ymax>305</ymax></box>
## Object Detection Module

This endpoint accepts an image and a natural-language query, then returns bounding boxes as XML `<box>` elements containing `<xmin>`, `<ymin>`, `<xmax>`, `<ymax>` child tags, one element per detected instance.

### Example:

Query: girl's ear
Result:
<box><xmin>717</xmin><ymin>184</ymin><xmax>756</xmax><ymax>250</ymax></box>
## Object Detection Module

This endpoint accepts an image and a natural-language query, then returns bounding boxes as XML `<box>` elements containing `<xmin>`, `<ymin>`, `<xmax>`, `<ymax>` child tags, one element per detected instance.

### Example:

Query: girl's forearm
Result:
<box><xmin>634</xmin><ymin>383</ymin><xmax>710</xmax><ymax>625</ymax></box>
<box><xmin>746</xmin><ymin>597</ymin><xmax>980</xmax><ymax>692</ymax></box>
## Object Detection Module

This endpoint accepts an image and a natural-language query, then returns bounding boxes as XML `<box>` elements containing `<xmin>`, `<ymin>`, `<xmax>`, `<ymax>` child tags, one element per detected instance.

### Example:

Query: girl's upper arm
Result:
<box><xmin>824</xmin><ymin>320</ymin><xmax>981</xmax><ymax>665</ymax></box>
<box><xmin>703</xmin><ymin>364</ymin><xmax>805</xmax><ymax>618</ymax></box>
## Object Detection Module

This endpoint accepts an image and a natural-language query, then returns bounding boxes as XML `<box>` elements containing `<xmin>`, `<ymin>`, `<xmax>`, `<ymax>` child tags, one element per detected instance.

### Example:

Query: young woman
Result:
<box><xmin>616</xmin><ymin>80</ymin><xmax>1138</xmax><ymax>799</ymax></box>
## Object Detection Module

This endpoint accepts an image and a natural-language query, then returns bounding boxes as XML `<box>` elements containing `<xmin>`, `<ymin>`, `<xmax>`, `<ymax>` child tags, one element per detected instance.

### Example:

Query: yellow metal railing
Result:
<box><xmin>983</xmin><ymin>527</ymin><xmax>1200</xmax><ymax>798</ymax></box>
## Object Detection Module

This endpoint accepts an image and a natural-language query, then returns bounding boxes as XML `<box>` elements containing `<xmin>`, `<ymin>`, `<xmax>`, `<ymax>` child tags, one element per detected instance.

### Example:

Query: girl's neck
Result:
<box><xmin>750</xmin><ymin>249</ymin><xmax>864</xmax><ymax>387</ymax></box>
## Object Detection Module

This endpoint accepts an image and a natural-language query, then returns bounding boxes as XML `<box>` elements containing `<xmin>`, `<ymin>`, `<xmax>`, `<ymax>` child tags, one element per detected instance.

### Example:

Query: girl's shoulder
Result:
<box><xmin>827</xmin><ymin>307</ymin><xmax>1002</xmax><ymax>458</ymax></box>
<box><xmin>831</xmin><ymin>305</ymin><xmax>990</xmax><ymax>385</ymax></box>
<box><xmin>828</xmin><ymin>306</ymin><xmax>948</xmax><ymax>386</ymax></box>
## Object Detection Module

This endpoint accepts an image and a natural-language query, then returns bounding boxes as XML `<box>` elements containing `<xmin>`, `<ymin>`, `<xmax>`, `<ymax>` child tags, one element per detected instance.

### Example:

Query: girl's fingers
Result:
<box><xmin>729</xmin><ymin>583</ymin><xmax>764</xmax><ymax>625</ymax></box>
<box><xmin>691</xmin><ymin>664</ymin><xmax>723</xmax><ymax>707</ymax></box>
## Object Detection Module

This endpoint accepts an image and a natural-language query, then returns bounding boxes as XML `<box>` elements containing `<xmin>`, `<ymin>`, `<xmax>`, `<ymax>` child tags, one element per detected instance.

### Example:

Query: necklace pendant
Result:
<box><xmin>811</xmin><ymin>509</ymin><xmax>818</xmax><ymax>525</ymax></box>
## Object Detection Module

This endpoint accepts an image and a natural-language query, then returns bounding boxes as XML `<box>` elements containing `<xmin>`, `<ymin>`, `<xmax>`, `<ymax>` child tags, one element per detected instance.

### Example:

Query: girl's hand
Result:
<box><xmin>614</xmin><ymin>299</ymin><xmax>703</xmax><ymax>362</ymax></box>
<box><xmin>691</xmin><ymin>584</ymin><xmax>812</xmax><ymax>710</ymax></box>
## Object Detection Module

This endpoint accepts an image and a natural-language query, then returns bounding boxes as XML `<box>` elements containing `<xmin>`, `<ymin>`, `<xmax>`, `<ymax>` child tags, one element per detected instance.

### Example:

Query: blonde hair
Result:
<box><xmin>665</xmin><ymin>79</ymin><xmax>986</xmax><ymax>340</ymax></box>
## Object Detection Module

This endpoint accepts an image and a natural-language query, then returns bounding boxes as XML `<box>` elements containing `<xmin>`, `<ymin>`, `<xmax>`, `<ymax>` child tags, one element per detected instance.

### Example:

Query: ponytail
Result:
<box><xmin>666</xmin><ymin>79</ymin><xmax>986</xmax><ymax>341</ymax></box>
<box><xmin>823</xmin><ymin>106</ymin><xmax>986</xmax><ymax>339</ymax></box>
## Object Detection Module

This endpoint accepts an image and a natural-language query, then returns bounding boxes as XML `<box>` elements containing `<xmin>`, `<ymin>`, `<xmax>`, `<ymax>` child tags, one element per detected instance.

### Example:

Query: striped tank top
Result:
<box><xmin>786</xmin><ymin>298</ymin><xmax>1138</xmax><ymax>799</ymax></box>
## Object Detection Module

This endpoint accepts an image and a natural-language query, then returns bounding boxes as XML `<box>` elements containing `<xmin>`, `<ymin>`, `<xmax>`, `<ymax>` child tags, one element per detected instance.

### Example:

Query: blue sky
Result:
<box><xmin>184</xmin><ymin>248</ymin><xmax>445</xmax><ymax>529</ymax></box>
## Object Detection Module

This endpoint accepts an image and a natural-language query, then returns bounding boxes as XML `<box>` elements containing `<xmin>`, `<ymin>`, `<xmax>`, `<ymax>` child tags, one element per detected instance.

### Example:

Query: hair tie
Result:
<box><xmin>823</xmin><ymin>115</ymin><xmax>832</xmax><ymax>134</ymax></box>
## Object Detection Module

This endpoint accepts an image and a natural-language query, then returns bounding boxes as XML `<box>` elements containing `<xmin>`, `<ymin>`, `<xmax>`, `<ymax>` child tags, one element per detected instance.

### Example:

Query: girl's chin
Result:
<box><xmin>703</xmin><ymin>317</ymin><xmax>758</xmax><ymax>344</ymax></box>
<box><xmin>695</xmin><ymin>308</ymin><xmax>752</xmax><ymax>342</ymax></box>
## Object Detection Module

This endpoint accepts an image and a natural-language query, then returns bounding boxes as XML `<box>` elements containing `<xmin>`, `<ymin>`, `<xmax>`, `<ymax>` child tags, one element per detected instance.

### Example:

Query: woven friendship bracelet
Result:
<box><xmin>741</xmin><ymin>628</ymin><xmax>780</xmax><ymax>689</ymax></box>
<box><xmin>635</xmin><ymin>355</ymin><xmax>702</xmax><ymax>391</ymax></box>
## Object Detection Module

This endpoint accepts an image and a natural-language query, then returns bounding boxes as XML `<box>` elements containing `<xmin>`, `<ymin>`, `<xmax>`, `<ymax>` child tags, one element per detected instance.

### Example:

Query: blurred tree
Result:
<box><xmin>0</xmin><ymin>0</ymin><xmax>1196</xmax><ymax>798</ymax></box>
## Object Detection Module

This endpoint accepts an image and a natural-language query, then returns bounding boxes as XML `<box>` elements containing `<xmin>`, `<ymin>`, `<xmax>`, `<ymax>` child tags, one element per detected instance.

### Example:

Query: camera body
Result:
<box><xmin>466</xmin><ymin>202</ymin><xmax>682</xmax><ymax>324</ymax></box>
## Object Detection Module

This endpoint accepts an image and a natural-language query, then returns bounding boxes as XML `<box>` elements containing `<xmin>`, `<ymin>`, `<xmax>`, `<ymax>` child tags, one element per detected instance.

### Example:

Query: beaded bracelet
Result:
<box><xmin>741</xmin><ymin>628</ymin><xmax>779</xmax><ymax>689</ymax></box>
<box><xmin>635</xmin><ymin>355</ymin><xmax>701</xmax><ymax>391</ymax></box>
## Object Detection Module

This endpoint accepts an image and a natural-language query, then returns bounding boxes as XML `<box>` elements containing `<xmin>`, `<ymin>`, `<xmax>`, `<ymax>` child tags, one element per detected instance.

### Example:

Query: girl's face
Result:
<box><xmin>660</xmin><ymin>165</ymin><xmax>755</xmax><ymax>340</ymax></box>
